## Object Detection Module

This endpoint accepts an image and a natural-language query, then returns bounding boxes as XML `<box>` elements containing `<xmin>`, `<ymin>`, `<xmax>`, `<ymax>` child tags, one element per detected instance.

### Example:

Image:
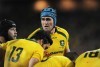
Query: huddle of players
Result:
<box><xmin>0</xmin><ymin>7</ymin><xmax>100</xmax><ymax>67</ymax></box>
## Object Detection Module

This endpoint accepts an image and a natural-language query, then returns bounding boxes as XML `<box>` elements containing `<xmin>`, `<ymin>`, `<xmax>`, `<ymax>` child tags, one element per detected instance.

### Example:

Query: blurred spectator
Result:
<box><xmin>58</xmin><ymin>0</ymin><xmax>77</xmax><ymax>11</ymax></box>
<box><xmin>82</xmin><ymin>0</ymin><xmax>99</xmax><ymax>11</ymax></box>
<box><xmin>33</xmin><ymin>0</ymin><xmax>49</xmax><ymax>12</ymax></box>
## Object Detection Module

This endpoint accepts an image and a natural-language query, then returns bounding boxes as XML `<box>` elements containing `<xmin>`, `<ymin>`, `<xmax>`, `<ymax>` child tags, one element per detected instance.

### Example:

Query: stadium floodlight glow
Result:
<box><xmin>58</xmin><ymin>0</ymin><xmax>77</xmax><ymax>11</ymax></box>
<box><xmin>33</xmin><ymin>0</ymin><xmax>49</xmax><ymax>12</ymax></box>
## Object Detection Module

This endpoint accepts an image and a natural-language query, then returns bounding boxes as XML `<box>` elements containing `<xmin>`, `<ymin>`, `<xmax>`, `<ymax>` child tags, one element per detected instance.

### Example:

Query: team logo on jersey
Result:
<box><xmin>60</xmin><ymin>40</ymin><xmax>65</xmax><ymax>46</ymax></box>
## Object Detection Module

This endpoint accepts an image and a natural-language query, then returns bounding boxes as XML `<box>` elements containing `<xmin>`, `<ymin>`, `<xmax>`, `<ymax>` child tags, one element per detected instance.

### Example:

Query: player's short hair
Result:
<box><xmin>30</xmin><ymin>30</ymin><xmax>53</xmax><ymax>45</ymax></box>
<box><xmin>41</xmin><ymin>7</ymin><xmax>57</xmax><ymax>27</ymax></box>
<box><xmin>0</xmin><ymin>19</ymin><xmax>16</xmax><ymax>41</ymax></box>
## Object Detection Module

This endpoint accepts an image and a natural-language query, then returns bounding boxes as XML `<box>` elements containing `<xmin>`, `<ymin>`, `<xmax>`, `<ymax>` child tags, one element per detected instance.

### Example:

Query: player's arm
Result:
<box><xmin>28</xmin><ymin>28</ymin><xmax>41</xmax><ymax>39</ymax></box>
<box><xmin>0</xmin><ymin>42</ymin><xmax>7</xmax><ymax>50</ymax></box>
<box><xmin>0</xmin><ymin>36</ymin><xmax>6</xmax><ymax>43</ymax></box>
<box><xmin>29</xmin><ymin>58</ymin><xmax>39</xmax><ymax>67</ymax></box>
<box><xmin>64</xmin><ymin>45</ymin><xmax>70</xmax><ymax>56</ymax></box>
<box><xmin>66</xmin><ymin>61</ymin><xmax>75</xmax><ymax>67</ymax></box>
<box><xmin>65</xmin><ymin>42</ymin><xmax>70</xmax><ymax>52</ymax></box>
<box><xmin>64</xmin><ymin>38</ymin><xmax>70</xmax><ymax>56</ymax></box>
<box><xmin>64</xmin><ymin>32</ymin><xmax>70</xmax><ymax>56</ymax></box>
<box><xmin>0</xmin><ymin>36</ymin><xmax>6</xmax><ymax>48</ymax></box>
<box><xmin>29</xmin><ymin>44</ymin><xmax>44</xmax><ymax>67</ymax></box>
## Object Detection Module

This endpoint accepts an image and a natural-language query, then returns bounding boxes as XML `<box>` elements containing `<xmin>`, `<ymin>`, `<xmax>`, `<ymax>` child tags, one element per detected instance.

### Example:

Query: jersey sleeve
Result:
<box><xmin>66</xmin><ymin>62</ymin><xmax>74</xmax><ymax>67</ymax></box>
<box><xmin>0</xmin><ymin>42</ymin><xmax>8</xmax><ymax>50</ymax></box>
<box><xmin>65</xmin><ymin>41</ymin><xmax>70</xmax><ymax>51</ymax></box>
<box><xmin>32</xmin><ymin>44</ymin><xmax>44</xmax><ymax>61</ymax></box>
<box><xmin>65</xmin><ymin>30</ymin><xmax>70</xmax><ymax>52</ymax></box>
<box><xmin>75</xmin><ymin>52</ymin><xmax>86</xmax><ymax>64</ymax></box>
<box><xmin>57</xmin><ymin>26</ymin><xmax>70</xmax><ymax>52</ymax></box>
<box><xmin>58</xmin><ymin>56</ymin><xmax>72</xmax><ymax>67</ymax></box>
<box><xmin>28</xmin><ymin>28</ymin><xmax>41</xmax><ymax>39</ymax></box>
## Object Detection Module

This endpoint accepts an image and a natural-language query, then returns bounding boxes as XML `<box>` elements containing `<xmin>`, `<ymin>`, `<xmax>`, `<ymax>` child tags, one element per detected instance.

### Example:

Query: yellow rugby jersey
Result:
<box><xmin>28</xmin><ymin>26</ymin><xmax>69</xmax><ymax>56</ymax></box>
<box><xmin>34</xmin><ymin>56</ymin><xmax>73</xmax><ymax>67</ymax></box>
<box><xmin>75</xmin><ymin>49</ymin><xmax>100</xmax><ymax>67</ymax></box>
<box><xmin>0</xmin><ymin>39</ymin><xmax>44</xmax><ymax>67</ymax></box>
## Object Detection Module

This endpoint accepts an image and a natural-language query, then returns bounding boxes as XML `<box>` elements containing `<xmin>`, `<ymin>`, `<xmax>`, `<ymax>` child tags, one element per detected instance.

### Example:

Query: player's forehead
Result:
<box><xmin>42</xmin><ymin>17</ymin><xmax>52</xmax><ymax>19</ymax></box>
<box><xmin>9</xmin><ymin>27</ymin><xmax>16</xmax><ymax>30</ymax></box>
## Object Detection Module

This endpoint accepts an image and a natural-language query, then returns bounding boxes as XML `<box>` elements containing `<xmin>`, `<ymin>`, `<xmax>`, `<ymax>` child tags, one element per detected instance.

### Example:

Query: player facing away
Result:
<box><xmin>75</xmin><ymin>48</ymin><xmax>100</xmax><ymax>67</ymax></box>
<box><xmin>0</xmin><ymin>30</ymin><xmax>53</xmax><ymax>67</ymax></box>
<box><xmin>0</xmin><ymin>19</ymin><xmax>17</xmax><ymax>67</ymax></box>
<box><xmin>28</xmin><ymin>7</ymin><xmax>70</xmax><ymax>57</ymax></box>
<box><xmin>34</xmin><ymin>43</ymin><xmax>79</xmax><ymax>67</ymax></box>
<box><xmin>34</xmin><ymin>56</ymin><xmax>74</xmax><ymax>67</ymax></box>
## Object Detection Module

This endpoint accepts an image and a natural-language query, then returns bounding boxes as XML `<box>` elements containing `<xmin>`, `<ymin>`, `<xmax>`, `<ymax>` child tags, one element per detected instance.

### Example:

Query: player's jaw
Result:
<box><xmin>41</xmin><ymin>17</ymin><xmax>54</xmax><ymax>32</ymax></box>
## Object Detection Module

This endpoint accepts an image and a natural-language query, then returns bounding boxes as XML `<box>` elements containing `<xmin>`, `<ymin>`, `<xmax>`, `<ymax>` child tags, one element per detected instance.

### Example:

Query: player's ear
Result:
<box><xmin>36</xmin><ymin>39</ymin><xmax>43</xmax><ymax>46</ymax></box>
<box><xmin>40</xmin><ymin>39</ymin><xmax>43</xmax><ymax>46</ymax></box>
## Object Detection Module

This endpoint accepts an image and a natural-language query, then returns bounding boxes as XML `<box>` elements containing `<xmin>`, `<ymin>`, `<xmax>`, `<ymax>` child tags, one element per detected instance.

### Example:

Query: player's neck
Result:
<box><xmin>45</xmin><ymin>27</ymin><xmax>56</xmax><ymax>34</ymax></box>
<box><xmin>50</xmin><ymin>27</ymin><xmax>55</xmax><ymax>34</ymax></box>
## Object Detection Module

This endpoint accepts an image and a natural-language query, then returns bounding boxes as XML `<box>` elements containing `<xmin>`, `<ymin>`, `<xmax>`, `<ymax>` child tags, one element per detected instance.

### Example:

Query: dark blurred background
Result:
<box><xmin>0</xmin><ymin>0</ymin><xmax>100</xmax><ymax>55</ymax></box>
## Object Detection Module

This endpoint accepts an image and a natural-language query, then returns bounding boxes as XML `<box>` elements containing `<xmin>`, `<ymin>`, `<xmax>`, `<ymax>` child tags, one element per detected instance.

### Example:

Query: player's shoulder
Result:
<box><xmin>33</xmin><ymin>28</ymin><xmax>42</xmax><ymax>32</ymax></box>
<box><xmin>75</xmin><ymin>49</ymin><xmax>100</xmax><ymax>63</ymax></box>
<box><xmin>53</xmin><ymin>56</ymin><xmax>72</xmax><ymax>66</ymax></box>
<box><xmin>56</xmin><ymin>26</ymin><xmax>69</xmax><ymax>39</ymax></box>
<box><xmin>22</xmin><ymin>39</ymin><xmax>39</xmax><ymax>45</ymax></box>
<box><xmin>8</xmin><ymin>39</ymin><xmax>37</xmax><ymax>45</ymax></box>
<box><xmin>84</xmin><ymin>49</ymin><xmax>100</xmax><ymax>53</ymax></box>
<box><xmin>92</xmin><ymin>48</ymin><xmax>100</xmax><ymax>52</ymax></box>
<box><xmin>75</xmin><ymin>51</ymin><xmax>86</xmax><ymax>63</ymax></box>
<box><xmin>7</xmin><ymin>39</ymin><xmax>25</xmax><ymax>44</ymax></box>
<box><xmin>56</xmin><ymin>26</ymin><xmax>68</xmax><ymax>33</ymax></box>
<box><xmin>6</xmin><ymin>39</ymin><xmax>17</xmax><ymax>44</ymax></box>
<box><xmin>19</xmin><ymin>39</ymin><xmax>42</xmax><ymax>48</ymax></box>
<box><xmin>28</xmin><ymin>27</ymin><xmax>42</xmax><ymax>39</ymax></box>
<box><xmin>52</xmin><ymin>56</ymin><xmax>70</xmax><ymax>61</ymax></box>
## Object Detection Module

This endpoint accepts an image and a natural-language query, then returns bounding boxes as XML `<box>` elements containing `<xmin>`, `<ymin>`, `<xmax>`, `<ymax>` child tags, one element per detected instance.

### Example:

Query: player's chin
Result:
<box><xmin>44</xmin><ymin>28</ymin><xmax>50</xmax><ymax>31</ymax></box>
<box><xmin>14</xmin><ymin>36</ymin><xmax>17</xmax><ymax>39</ymax></box>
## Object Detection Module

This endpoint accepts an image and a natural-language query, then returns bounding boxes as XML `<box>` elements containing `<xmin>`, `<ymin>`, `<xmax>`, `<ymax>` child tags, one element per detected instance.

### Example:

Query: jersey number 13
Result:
<box><xmin>8</xmin><ymin>46</ymin><xmax>23</xmax><ymax>62</ymax></box>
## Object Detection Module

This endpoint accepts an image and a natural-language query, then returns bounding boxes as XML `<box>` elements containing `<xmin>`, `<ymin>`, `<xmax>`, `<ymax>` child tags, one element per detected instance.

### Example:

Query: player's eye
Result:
<box><xmin>9</xmin><ymin>28</ymin><xmax>14</xmax><ymax>31</ymax></box>
<box><xmin>41</xmin><ymin>18</ymin><xmax>45</xmax><ymax>21</ymax></box>
<box><xmin>41</xmin><ymin>18</ymin><xmax>51</xmax><ymax>21</ymax></box>
<box><xmin>46</xmin><ymin>18</ymin><xmax>51</xmax><ymax>21</ymax></box>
